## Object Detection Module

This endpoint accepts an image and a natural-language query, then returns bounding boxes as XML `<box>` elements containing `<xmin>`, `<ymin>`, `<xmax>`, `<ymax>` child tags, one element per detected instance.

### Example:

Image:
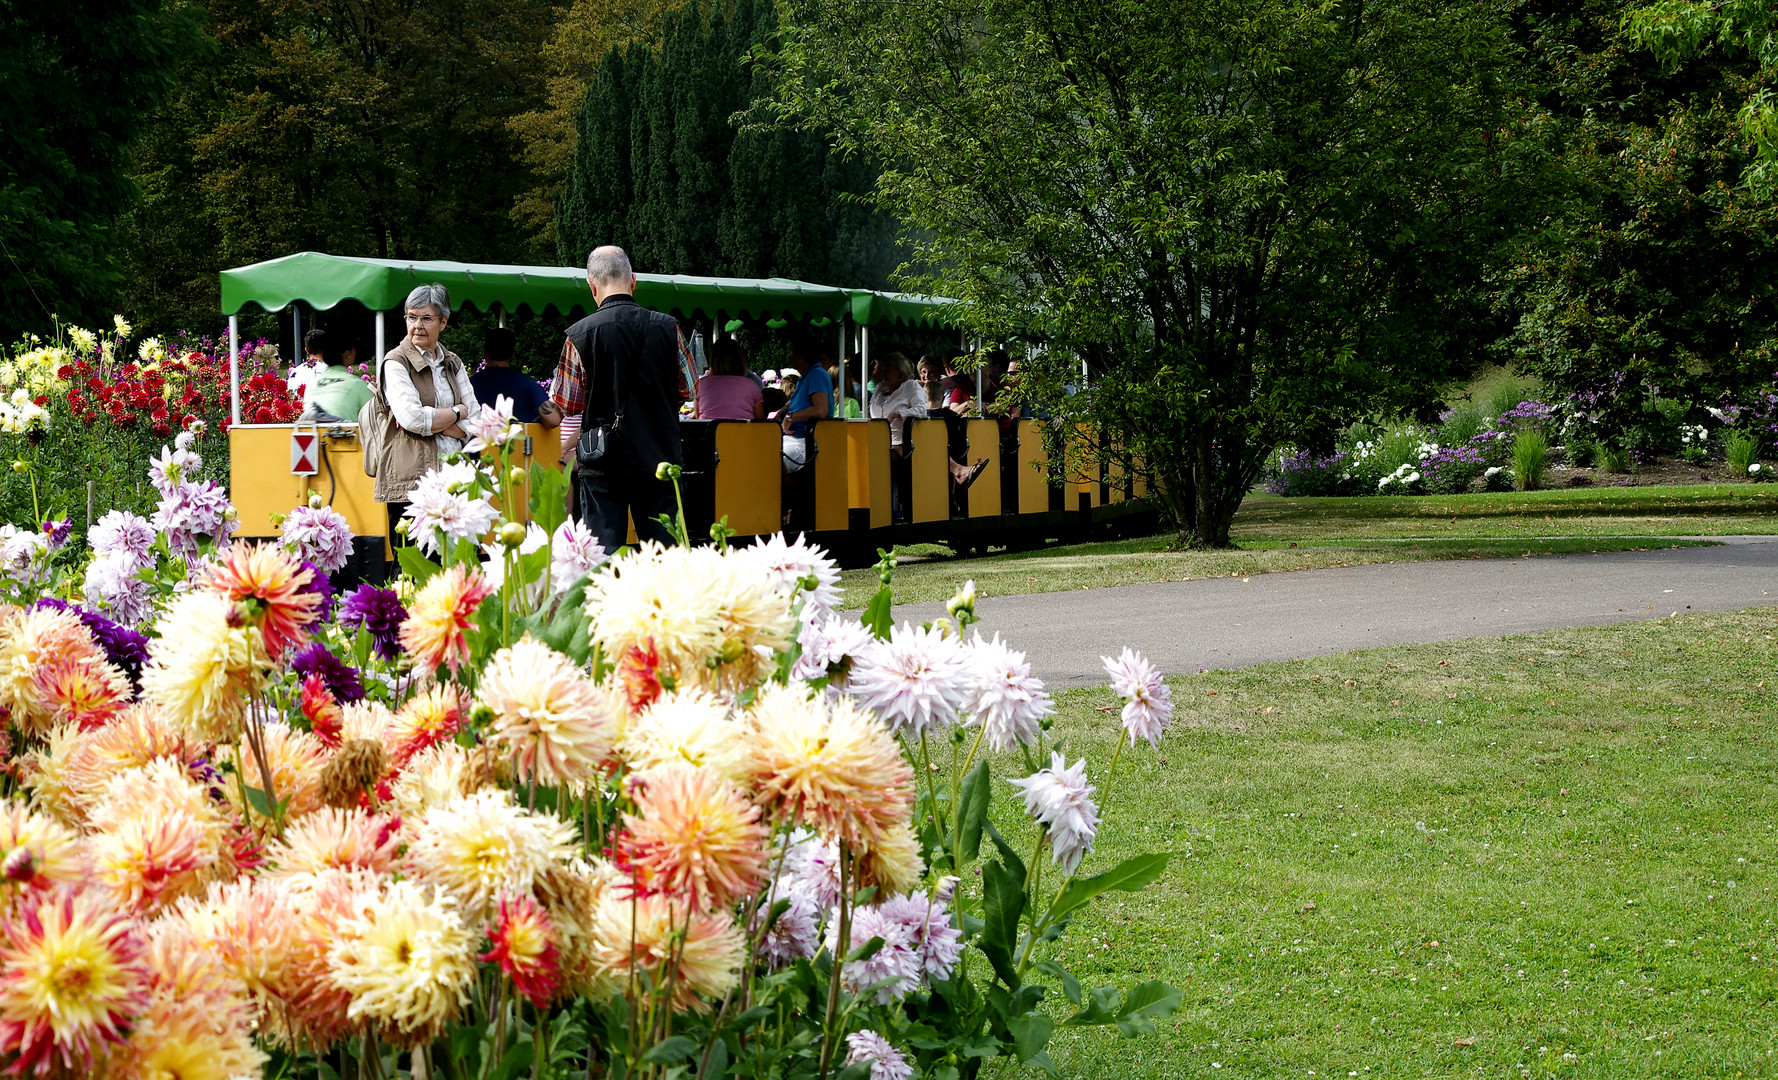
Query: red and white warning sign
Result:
<box><xmin>290</xmin><ymin>429</ymin><xmax>319</xmax><ymax>475</ymax></box>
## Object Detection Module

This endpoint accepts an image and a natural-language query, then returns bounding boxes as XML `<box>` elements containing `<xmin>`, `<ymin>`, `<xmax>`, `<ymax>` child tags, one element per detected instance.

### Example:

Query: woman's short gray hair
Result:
<box><xmin>404</xmin><ymin>283</ymin><xmax>451</xmax><ymax>319</ymax></box>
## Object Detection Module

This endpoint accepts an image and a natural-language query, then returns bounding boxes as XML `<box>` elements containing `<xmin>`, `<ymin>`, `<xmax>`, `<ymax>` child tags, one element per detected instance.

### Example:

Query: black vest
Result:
<box><xmin>565</xmin><ymin>295</ymin><xmax>684</xmax><ymax>474</ymax></box>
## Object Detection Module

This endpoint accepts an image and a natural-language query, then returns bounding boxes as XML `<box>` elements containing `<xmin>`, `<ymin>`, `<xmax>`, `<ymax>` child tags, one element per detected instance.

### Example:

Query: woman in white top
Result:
<box><xmin>373</xmin><ymin>284</ymin><xmax>481</xmax><ymax>531</ymax></box>
<box><xmin>868</xmin><ymin>351</ymin><xmax>926</xmax><ymax>449</ymax></box>
<box><xmin>871</xmin><ymin>351</ymin><xmax>985</xmax><ymax>487</ymax></box>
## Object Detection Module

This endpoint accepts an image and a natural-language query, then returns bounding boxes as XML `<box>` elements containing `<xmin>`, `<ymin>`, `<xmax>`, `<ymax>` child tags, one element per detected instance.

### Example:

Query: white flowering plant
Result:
<box><xmin>0</xmin><ymin>388</ymin><xmax>1180</xmax><ymax>1080</ymax></box>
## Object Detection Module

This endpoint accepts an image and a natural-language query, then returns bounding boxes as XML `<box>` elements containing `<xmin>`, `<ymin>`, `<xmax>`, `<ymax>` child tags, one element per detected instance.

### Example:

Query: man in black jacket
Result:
<box><xmin>550</xmin><ymin>246</ymin><xmax>686</xmax><ymax>551</ymax></box>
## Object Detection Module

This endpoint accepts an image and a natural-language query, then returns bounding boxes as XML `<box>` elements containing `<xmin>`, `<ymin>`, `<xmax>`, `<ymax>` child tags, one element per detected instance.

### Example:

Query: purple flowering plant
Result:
<box><xmin>1422</xmin><ymin>445</ymin><xmax>1487</xmax><ymax>494</ymax></box>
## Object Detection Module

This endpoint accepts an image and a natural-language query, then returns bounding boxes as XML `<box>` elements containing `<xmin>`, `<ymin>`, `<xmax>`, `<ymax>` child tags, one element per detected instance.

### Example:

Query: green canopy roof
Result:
<box><xmin>219</xmin><ymin>252</ymin><xmax>855</xmax><ymax>322</ymax></box>
<box><xmin>848</xmin><ymin>289</ymin><xmax>961</xmax><ymax>327</ymax></box>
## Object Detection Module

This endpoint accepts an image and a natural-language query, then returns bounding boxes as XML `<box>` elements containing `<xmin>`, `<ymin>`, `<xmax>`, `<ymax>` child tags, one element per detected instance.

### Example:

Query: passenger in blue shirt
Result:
<box><xmin>471</xmin><ymin>328</ymin><xmax>561</xmax><ymax>427</ymax></box>
<box><xmin>779</xmin><ymin>339</ymin><xmax>832</xmax><ymax>440</ymax></box>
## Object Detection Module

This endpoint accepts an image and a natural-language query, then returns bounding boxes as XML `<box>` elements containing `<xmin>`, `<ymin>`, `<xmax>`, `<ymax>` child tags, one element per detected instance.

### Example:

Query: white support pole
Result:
<box><xmin>228</xmin><ymin>315</ymin><xmax>240</xmax><ymax>426</ymax></box>
<box><xmin>496</xmin><ymin>304</ymin><xmax>507</xmax><ymax>329</ymax></box>
<box><xmin>860</xmin><ymin>325</ymin><xmax>871</xmax><ymax>419</ymax></box>
<box><xmin>374</xmin><ymin>309</ymin><xmax>386</xmax><ymax>367</ymax></box>
<box><xmin>838</xmin><ymin>317</ymin><xmax>849</xmax><ymax>417</ymax></box>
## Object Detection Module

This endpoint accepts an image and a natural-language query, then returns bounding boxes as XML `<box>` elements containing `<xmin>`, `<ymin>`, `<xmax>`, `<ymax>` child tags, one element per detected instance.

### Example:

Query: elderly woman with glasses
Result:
<box><xmin>372</xmin><ymin>283</ymin><xmax>481</xmax><ymax>535</ymax></box>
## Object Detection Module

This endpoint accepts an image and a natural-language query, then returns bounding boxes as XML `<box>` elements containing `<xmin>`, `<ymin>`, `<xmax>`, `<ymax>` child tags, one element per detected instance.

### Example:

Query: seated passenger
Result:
<box><xmin>470</xmin><ymin>328</ymin><xmax>560</xmax><ymax>427</ymax></box>
<box><xmin>695</xmin><ymin>338</ymin><xmax>765</xmax><ymax>420</ymax></box>
<box><xmin>299</xmin><ymin>329</ymin><xmax>375</xmax><ymax>424</ymax></box>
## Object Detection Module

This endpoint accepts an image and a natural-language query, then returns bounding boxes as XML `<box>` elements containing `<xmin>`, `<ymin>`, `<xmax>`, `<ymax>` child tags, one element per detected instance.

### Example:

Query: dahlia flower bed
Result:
<box><xmin>0</xmin><ymin>320</ymin><xmax>298</xmax><ymax>532</ymax></box>
<box><xmin>0</xmin><ymin>395</ymin><xmax>1179</xmax><ymax>1079</ymax></box>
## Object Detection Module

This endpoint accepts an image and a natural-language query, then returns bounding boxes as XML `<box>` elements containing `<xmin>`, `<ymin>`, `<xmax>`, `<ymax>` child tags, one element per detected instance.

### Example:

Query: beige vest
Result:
<box><xmin>371</xmin><ymin>341</ymin><xmax>463</xmax><ymax>503</ymax></box>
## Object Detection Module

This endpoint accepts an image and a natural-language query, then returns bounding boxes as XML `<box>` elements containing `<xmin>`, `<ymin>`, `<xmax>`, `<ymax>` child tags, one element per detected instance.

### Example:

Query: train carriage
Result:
<box><xmin>220</xmin><ymin>252</ymin><xmax>1156</xmax><ymax>569</ymax></box>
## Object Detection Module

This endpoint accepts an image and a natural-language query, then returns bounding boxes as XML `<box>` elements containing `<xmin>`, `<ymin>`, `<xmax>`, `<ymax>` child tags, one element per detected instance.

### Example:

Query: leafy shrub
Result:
<box><xmin>1467</xmin><ymin>427</ymin><xmax>1515</xmax><ymax>468</ymax></box>
<box><xmin>1512</xmin><ymin>429</ymin><xmax>1548</xmax><ymax>491</ymax></box>
<box><xmin>1495</xmin><ymin>399</ymin><xmax>1557</xmax><ymax>436</ymax></box>
<box><xmin>1375</xmin><ymin>461</ymin><xmax>1425</xmax><ymax>495</ymax></box>
<box><xmin>1437</xmin><ymin>405</ymin><xmax>1485</xmax><ymax>447</ymax></box>
<box><xmin>1597</xmin><ymin>440</ymin><xmax>1633</xmax><ymax>473</ymax></box>
<box><xmin>1677</xmin><ymin>424</ymin><xmax>1710</xmax><ymax>465</ymax></box>
<box><xmin>1725</xmin><ymin>428</ymin><xmax>1761</xmax><ymax>473</ymax></box>
<box><xmin>1566</xmin><ymin>435</ymin><xmax>1598</xmax><ymax>468</ymax></box>
<box><xmin>1481</xmin><ymin>378</ymin><xmax>1542</xmax><ymax>423</ymax></box>
<box><xmin>1483</xmin><ymin>465</ymin><xmax>1514</xmax><ymax>492</ymax></box>
<box><xmin>1267</xmin><ymin>448</ymin><xmax>1348</xmax><ymax>497</ymax></box>
<box><xmin>1421</xmin><ymin>445</ymin><xmax>1485</xmax><ymax>494</ymax></box>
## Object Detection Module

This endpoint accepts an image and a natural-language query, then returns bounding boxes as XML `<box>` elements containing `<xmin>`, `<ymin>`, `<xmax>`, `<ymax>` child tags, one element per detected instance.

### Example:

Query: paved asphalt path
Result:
<box><xmin>899</xmin><ymin>537</ymin><xmax>1778</xmax><ymax>689</ymax></box>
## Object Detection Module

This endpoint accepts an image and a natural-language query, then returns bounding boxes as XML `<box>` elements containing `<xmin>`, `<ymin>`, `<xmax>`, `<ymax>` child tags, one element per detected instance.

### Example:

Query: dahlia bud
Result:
<box><xmin>509</xmin><ymin>466</ymin><xmax>527</xmax><ymax>486</ymax></box>
<box><xmin>308</xmin><ymin>493</ymin><xmax>324</xmax><ymax>509</ymax></box>
<box><xmin>9</xmin><ymin>460</ymin><xmax>25</xmax><ymax>474</ymax></box>
<box><xmin>498</xmin><ymin>521</ymin><xmax>528</xmax><ymax>548</ymax></box>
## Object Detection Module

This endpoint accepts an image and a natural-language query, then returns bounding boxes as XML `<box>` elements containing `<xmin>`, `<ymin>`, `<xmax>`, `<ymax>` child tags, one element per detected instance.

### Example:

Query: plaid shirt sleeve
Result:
<box><xmin>550</xmin><ymin>338</ymin><xmax>584</xmax><ymax>417</ymax></box>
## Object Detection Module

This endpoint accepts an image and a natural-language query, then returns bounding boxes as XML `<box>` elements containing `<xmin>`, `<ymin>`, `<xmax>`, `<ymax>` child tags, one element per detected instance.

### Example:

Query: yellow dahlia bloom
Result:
<box><xmin>589</xmin><ymin>890</ymin><xmax>741</xmax><ymax>1012</ymax></box>
<box><xmin>618</xmin><ymin>688</ymin><xmax>749</xmax><ymax>783</ymax></box>
<box><xmin>0</xmin><ymin>607</ymin><xmax>106</xmax><ymax>736</ymax></box>
<box><xmin>0</xmin><ymin>803</ymin><xmax>90</xmax><ymax>896</ymax></box>
<box><xmin>141</xmin><ymin>590</ymin><xmax>268</xmax><ymax>744</ymax></box>
<box><xmin>88</xmin><ymin>758</ymin><xmax>231</xmax><ymax>914</ymax></box>
<box><xmin>59</xmin><ymin>705</ymin><xmax>185</xmax><ymax>824</ymax></box>
<box><xmin>387</xmin><ymin>684</ymin><xmax>465</xmax><ymax>768</ymax></box>
<box><xmin>326</xmin><ymin>880</ymin><xmax>477</xmax><ymax>1048</ymax></box>
<box><xmin>219</xmin><ymin>719</ymin><xmax>327</xmax><ymax>820</ymax></box>
<box><xmin>20</xmin><ymin>724</ymin><xmax>90</xmax><ymax>827</ymax></box>
<box><xmin>267</xmin><ymin>808</ymin><xmax>401</xmax><ymax>880</ymax></box>
<box><xmin>185</xmin><ymin>870</ymin><xmax>371</xmax><ymax>1051</ymax></box>
<box><xmin>587</xmin><ymin>543</ymin><xmax>795</xmax><ymax>692</ymax></box>
<box><xmin>616</xmin><ymin>762</ymin><xmax>767</xmax><ymax>911</ymax></box>
<box><xmin>399</xmin><ymin>563</ymin><xmax>493</xmax><ymax>676</ymax></box>
<box><xmin>0</xmin><ymin>884</ymin><xmax>150</xmax><ymax>1076</ymax></box>
<box><xmin>404</xmin><ymin>790</ymin><xmax>576</xmax><ymax>920</ymax></box>
<box><xmin>391</xmin><ymin>743</ymin><xmax>477</xmax><ymax>818</ymax></box>
<box><xmin>852</xmin><ymin>820</ymin><xmax>925</xmax><ymax>897</ymax></box>
<box><xmin>112</xmin><ymin>918</ymin><xmax>266</xmax><ymax>1080</ymax></box>
<box><xmin>32</xmin><ymin>652</ymin><xmax>130</xmax><ymax>733</ymax></box>
<box><xmin>745</xmin><ymin>684</ymin><xmax>915</xmax><ymax>849</ymax></box>
<box><xmin>479</xmin><ymin>636</ymin><xmax>615</xmax><ymax>787</ymax></box>
<box><xmin>204</xmin><ymin>541</ymin><xmax>322</xmax><ymax>660</ymax></box>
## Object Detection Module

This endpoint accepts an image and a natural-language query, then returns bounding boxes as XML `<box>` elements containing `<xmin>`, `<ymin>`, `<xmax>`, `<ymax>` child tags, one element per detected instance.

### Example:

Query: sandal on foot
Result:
<box><xmin>957</xmin><ymin>458</ymin><xmax>989</xmax><ymax>492</ymax></box>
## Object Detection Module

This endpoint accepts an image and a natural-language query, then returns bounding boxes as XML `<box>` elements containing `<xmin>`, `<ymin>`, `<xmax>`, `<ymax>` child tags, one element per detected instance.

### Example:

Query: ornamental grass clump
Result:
<box><xmin>1725</xmin><ymin>428</ymin><xmax>1761</xmax><ymax>474</ymax></box>
<box><xmin>1511</xmin><ymin>429</ymin><xmax>1549</xmax><ymax>491</ymax></box>
<box><xmin>0</xmin><ymin>398</ymin><xmax>1181</xmax><ymax>1079</ymax></box>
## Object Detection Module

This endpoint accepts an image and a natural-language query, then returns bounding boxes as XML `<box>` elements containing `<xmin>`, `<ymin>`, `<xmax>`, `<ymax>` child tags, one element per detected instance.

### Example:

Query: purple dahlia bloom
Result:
<box><xmin>338</xmin><ymin>584</ymin><xmax>406</xmax><ymax>661</ymax></box>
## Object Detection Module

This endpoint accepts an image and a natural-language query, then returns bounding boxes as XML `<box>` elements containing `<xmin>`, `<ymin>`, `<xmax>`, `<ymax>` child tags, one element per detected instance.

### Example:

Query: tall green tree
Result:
<box><xmin>764</xmin><ymin>0</ymin><xmax>1527</xmax><ymax>545</ymax></box>
<box><xmin>0</xmin><ymin>0</ymin><xmax>199</xmax><ymax>340</ymax></box>
<box><xmin>120</xmin><ymin>0</ymin><xmax>556</xmax><ymax>334</ymax></box>
<box><xmin>1494</xmin><ymin>0</ymin><xmax>1778</xmax><ymax>450</ymax></box>
<box><xmin>555</xmin><ymin>0</ymin><xmax>902</xmax><ymax>285</ymax></box>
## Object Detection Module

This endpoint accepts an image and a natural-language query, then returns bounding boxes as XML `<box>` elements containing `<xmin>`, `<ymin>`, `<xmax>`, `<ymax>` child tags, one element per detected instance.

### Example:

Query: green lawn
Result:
<box><xmin>838</xmin><ymin>535</ymin><xmax>1720</xmax><ymax>610</ymax></box>
<box><xmin>1233</xmin><ymin>484</ymin><xmax>1778</xmax><ymax>542</ymax></box>
<box><xmin>835</xmin><ymin>484</ymin><xmax>1776</xmax><ymax>608</ymax></box>
<box><xmin>1002</xmin><ymin>608</ymin><xmax>1778</xmax><ymax>1078</ymax></box>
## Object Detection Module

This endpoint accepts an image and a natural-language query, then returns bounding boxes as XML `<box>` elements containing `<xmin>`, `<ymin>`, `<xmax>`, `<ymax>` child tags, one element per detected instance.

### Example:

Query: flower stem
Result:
<box><xmin>816</xmin><ymin>843</ymin><xmax>851</xmax><ymax>1080</ymax></box>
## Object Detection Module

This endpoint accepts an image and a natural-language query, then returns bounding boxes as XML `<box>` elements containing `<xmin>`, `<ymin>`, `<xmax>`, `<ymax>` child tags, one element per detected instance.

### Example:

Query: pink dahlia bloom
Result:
<box><xmin>843</xmin><ymin>1030</ymin><xmax>914</xmax><ymax>1080</ymax></box>
<box><xmin>964</xmin><ymin>632</ymin><xmax>1052</xmax><ymax>751</ymax></box>
<box><xmin>1102</xmin><ymin>647</ymin><xmax>1172</xmax><ymax>747</ymax></box>
<box><xmin>1007</xmin><ymin>752</ymin><xmax>1099</xmax><ymax>875</ymax></box>
<box><xmin>848</xmin><ymin>622</ymin><xmax>974</xmax><ymax>739</ymax></box>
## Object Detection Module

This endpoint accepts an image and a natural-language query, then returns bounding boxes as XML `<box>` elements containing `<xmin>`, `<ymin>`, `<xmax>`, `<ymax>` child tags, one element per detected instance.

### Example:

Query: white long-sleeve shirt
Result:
<box><xmin>381</xmin><ymin>343</ymin><xmax>479</xmax><ymax>456</ymax></box>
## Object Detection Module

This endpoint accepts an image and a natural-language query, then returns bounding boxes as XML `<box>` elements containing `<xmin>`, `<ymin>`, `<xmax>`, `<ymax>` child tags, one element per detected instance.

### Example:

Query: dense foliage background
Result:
<box><xmin>3</xmin><ymin>0</ymin><xmax>1778</xmax><ymax>542</ymax></box>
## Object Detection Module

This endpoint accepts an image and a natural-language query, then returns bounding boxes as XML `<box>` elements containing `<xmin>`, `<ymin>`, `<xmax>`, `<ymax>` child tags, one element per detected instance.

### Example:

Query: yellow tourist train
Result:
<box><xmin>221</xmin><ymin>253</ymin><xmax>1154</xmax><ymax>568</ymax></box>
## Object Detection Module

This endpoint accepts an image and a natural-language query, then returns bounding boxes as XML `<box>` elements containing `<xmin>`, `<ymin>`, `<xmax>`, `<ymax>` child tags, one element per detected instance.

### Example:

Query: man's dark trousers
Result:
<box><xmin>578</xmin><ymin>466</ymin><xmax>676</xmax><ymax>552</ymax></box>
